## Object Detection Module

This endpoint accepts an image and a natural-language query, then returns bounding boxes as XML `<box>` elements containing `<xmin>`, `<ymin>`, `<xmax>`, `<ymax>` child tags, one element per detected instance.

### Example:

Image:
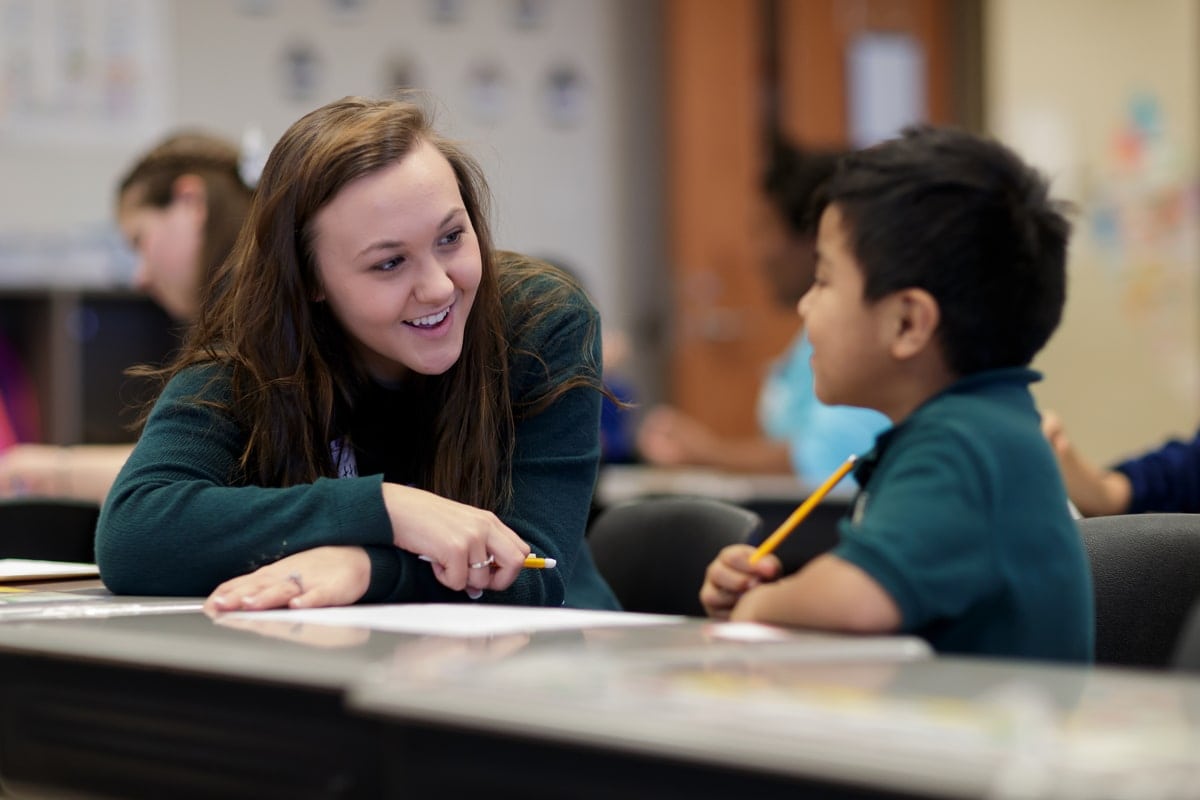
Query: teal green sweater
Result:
<box><xmin>96</xmin><ymin>268</ymin><xmax>619</xmax><ymax>610</ymax></box>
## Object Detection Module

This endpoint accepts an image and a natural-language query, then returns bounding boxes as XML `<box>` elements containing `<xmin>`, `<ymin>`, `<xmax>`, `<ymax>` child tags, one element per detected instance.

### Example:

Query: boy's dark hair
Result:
<box><xmin>762</xmin><ymin>138</ymin><xmax>844</xmax><ymax>237</ymax></box>
<box><xmin>819</xmin><ymin>125</ymin><xmax>1070</xmax><ymax>376</ymax></box>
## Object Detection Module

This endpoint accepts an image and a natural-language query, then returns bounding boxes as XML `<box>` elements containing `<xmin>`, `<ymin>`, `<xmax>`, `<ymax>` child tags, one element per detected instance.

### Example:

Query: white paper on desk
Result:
<box><xmin>225</xmin><ymin>603</ymin><xmax>685</xmax><ymax>637</ymax></box>
<box><xmin>0</xmin><ymin>559</ymin><xmax>99</xmax><ymax>581</ymax></box>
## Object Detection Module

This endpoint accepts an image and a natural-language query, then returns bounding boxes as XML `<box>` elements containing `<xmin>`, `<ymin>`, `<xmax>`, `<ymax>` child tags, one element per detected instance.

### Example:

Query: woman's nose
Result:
<box><xmin>412</xmin><ymin>257</ymin><xmax>454</xmax><ymax>303</ymax></box>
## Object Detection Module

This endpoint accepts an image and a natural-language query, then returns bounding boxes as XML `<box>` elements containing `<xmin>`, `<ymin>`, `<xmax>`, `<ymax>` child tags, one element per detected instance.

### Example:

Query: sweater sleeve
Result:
<box><xmin>1113</xmin><ymin>428</ymin><xmax>1200</xmax><ymax>513</ymax></box>
<box><xmin>479</xmin><ymin>284</ymin><xmax>607</xmax><ymax>608</ymax></box>
<box><xmin>95</xmin><ymin>365</ymin><xmax>401</xmax><ymax>597</ymax></box>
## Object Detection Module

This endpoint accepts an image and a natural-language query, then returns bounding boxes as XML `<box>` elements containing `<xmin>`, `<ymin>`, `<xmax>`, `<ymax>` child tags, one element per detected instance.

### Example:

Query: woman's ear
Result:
<box><xmin>887</xmin><ymin>288</ymin><xmax>940</xmax><ymax>360</ymax></box>
<box><xmin>171</xmin><ymin>174</ymin><xmax>208</xmax><ymax>218</ymax></box>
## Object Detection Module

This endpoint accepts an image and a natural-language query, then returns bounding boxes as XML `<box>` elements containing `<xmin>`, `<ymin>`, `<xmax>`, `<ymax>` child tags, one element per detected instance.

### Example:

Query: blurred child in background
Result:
<box><xmin>0</xmin><ymin>132</ymin><xmax>255</xmax><ymax>502</ymax></box>
<box><xmin>637</xmin><ymin>140</ymin><xmax>888</xmax><ymax>484</ymax></box>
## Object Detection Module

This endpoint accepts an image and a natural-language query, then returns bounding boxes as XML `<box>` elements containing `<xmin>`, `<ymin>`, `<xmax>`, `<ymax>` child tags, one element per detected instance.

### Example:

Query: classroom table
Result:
<box><xmin>0</xmin><ymin>582</ymin><xmax>392</xmax><ymax>799</ymax></box>
<box><xmin>0</xmin><ymin>586</ymin><xmax>926</xmax><ymax>800</ymax></box>
<box><xmin>0</xmin><ymin>585</ymin><xmax>1198</xmax><ymax>800</ymax></box>
<box><xmin>594</xmin><ymin>464</ymin><xmax>822</xmax><ymax>509</ymax></box>
<box><xmin>352</xmin><ymin>640</ymin><xmax>1200</xmax><ymax>799</ymax></box>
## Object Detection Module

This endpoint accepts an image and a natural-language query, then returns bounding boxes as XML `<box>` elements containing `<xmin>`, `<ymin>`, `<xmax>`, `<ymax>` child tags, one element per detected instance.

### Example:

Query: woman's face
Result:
<box><xmin>117</xmin><ymin>177</ymin><xmax>206</xmax><ymax>322</ymax></box>
<box><xmin>310</xmin><ymin>140</ymin><xmax>483</xmax><ymax>383</ymax></box>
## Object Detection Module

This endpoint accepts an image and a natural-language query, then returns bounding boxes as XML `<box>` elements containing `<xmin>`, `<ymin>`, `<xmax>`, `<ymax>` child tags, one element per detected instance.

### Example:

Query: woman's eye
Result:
<box><xmin>440</xmin><ymin>228</ymin><xmax>463</xmax><ymax>246</ymax></box>
<box><xmin>377</xmin><ymin>256</ymin><xmax>404</xmax><ymax>272</ymax></box>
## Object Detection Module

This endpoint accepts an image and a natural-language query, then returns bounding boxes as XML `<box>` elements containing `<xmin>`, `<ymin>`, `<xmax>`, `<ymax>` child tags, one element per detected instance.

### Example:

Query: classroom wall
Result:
<box><xmin>986</xmin><ymin>0</ymin><xmax>1200</xmax><ymax>464</ymax></box>
<box><xmin>0</xmin><ymin>0</ymin><xmax>665</xmax><ymax>395</ymax></box>
<box><xmin>4</xmin><ymin>0</ymin><xmax>1198</xmax><ymax>455</ymax></box>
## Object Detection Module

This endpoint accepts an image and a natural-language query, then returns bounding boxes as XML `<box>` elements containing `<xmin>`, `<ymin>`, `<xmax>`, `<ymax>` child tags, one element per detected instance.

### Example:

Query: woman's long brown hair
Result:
<box><xmin>140</xmin><ymin>96</ymin><xmax>602</xmax><ymax>511</ymax></box>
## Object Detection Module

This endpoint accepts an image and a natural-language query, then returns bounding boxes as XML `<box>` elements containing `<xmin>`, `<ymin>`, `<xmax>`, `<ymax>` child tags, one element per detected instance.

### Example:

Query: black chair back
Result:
<box><xmin>0</xmin><ymin>499</ymin><xmax>99</xmax><ymax>563</ymax></box>
<box><xmin>588</xmin><ymin>496</ymin><xmax>763</xmax><ymax>617</ymax></box>
<box><xmin>1172</xmin><ymin>597</ymin><xmax>1200</xmax><ymax>673</ymax></box>
<box><xmin>1078</xmin><ymin>513</ymin><xmax>1200</xmax><ymax>668</ymax></box>
<box><xmin>743</xmin><ymin>498</ymin><xmax>849</xmax><ymax>574</ymax></box>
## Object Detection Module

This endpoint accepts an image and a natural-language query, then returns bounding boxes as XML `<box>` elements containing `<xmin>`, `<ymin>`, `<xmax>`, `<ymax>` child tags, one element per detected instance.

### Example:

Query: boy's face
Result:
<box><xmin>798</xmin><ymin>204</ymin><xmax>894</xmax><ymax>413</ymax></box>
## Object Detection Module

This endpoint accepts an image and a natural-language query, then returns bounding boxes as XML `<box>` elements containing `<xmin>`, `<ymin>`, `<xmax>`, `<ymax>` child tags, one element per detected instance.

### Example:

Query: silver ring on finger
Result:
<box><xmin>469</xmin><ymin>554</ymin><xmax>496</xmax><ymax>570</ymax></box>
<box><xmin>288</xmin><ymin>572</ymin><xmax>304</xmax><ymax>593</ymax></box>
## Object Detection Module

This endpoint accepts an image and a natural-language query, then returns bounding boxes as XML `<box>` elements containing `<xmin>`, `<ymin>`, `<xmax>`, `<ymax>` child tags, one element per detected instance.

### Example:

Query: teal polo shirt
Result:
<box><xmin>833</xmin><ymin>368</ymin><xmax>1094</xmax><ymax>663</ymax></box>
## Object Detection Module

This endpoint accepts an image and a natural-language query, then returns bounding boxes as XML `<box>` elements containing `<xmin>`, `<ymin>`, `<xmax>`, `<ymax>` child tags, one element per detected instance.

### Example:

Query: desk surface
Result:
<box><xmin>595</xmin><ymin>464</ymin><xmax>830</xmax><ymax>506</ymax></box>
<box><xmin>1</xmin><ymin>587</ymin><xmax>1198</xmax><ymax>799</ymax></box>
<box><xmin>353</xmin><ymin>637</ymin><xmax>1200</xmax><ymax>799</ymax></box>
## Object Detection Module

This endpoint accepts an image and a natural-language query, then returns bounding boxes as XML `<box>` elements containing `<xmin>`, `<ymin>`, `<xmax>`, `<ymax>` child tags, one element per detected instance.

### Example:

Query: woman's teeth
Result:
<box><xmin>407</xmin><ymin>308</ymin><xmax>449</xmax><ymax>328</ymax></box>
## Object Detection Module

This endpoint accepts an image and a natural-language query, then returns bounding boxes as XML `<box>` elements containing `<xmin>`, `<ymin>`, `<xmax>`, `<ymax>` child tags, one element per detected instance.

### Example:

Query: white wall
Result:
<box><xmin>987</xmin><ymin>0</ymin><xmax>1200</xmax><ymax>463</ymax></box>
<box><xmin>0</xmin><ymin>0</ymin><xmax>664</xmax><ymax>346</ymax></box>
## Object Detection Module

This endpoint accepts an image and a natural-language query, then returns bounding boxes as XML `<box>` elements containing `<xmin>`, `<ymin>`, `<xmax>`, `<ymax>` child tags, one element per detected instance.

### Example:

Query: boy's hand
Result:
<box><xmin>699</xmin><ymin>543</ymin><xmax>782</xmax><ymax>620</ymax></box>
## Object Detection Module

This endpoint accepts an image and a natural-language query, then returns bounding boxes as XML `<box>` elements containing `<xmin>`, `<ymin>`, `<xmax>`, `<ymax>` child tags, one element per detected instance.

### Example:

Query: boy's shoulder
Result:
<box><xmin>907</xmin><ymin>367</ymin><xmax>1042</xmax><ymax>436</ymax></box>
<box><xmin>867</xmin><ymin>368</ymin><xmax>1050</xmax><ymax>493</ymax></box>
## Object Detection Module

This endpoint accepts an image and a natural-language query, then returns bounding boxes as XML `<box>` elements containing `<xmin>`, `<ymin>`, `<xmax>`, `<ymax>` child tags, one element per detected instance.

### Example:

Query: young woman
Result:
<box><xmin>95</xmin><ymin>96</ymin><xmax>619</xmax><ymax>612</ymax></box>
<box><xmin>0</xmin><ymin>132</ymin><xmax>254</xmax><ymax>501</ymax></box>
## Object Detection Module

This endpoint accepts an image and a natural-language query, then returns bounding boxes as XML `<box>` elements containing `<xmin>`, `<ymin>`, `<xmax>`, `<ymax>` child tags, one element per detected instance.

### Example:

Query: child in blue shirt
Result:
<box><xmin>701</xmin><ymin>126</ymin><xmax>1094</xmax><ymax>663</ymax></box>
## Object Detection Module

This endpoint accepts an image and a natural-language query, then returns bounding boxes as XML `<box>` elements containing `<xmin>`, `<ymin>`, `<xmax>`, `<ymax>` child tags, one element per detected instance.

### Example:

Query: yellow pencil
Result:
<box><xmin>419</xmin><ymin>554</ymin><xmax>557</xmax><ymax>569</ymax></box>
<box><xmin>748</xmin><ymin>455</ymin><xmax>858</xmax><ymax>565</ymax></box>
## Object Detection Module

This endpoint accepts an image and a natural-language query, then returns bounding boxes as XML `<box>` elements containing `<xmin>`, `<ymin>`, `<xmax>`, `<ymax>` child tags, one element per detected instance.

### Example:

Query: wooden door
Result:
<box><xmin>663</xmin><ymin>0</ymin><xmax>963</xmax><ymax>436</ymax></box>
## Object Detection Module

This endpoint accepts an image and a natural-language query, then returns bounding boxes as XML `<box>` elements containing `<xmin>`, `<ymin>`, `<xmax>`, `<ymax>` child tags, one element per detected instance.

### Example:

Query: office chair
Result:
<box><xmin>1171</xmin><ymin>597</ymin><xmax>1200</xmax><ymax>673</ymax></box>
<box><xmin>587</xmin><ymin>496</ymin><xmax>763</xmax><ymax>617</ymax></box>
<box><xmin>0</xmin><ymin>499</ymin><xmax>99</xmax><ymax>563</ymax></box>
<box><xmin>1078</xmin><ymin>513</ymin><xmax>1200</xmax><ymax>668</ymax></box>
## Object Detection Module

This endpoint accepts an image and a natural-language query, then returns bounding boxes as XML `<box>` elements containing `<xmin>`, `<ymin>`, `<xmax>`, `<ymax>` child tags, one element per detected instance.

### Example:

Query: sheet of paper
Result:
<box><xmin>225</xmin><ymin>603</ymin><xmax>685</xmax><ymax>637</ymax></box>
<box><xmin>0</xmin><ymin>559</ymin><xmax>99</xmax><ymax>581</ymax></box>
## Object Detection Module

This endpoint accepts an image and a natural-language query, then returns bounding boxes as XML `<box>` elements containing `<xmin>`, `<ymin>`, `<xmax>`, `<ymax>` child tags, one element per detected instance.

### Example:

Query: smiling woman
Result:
<box><xmin>94</xmin><ymin>95</ymin><xmax>619</xmax><ymax>613</ymax></box>
<box><xmin>310</xmin><ymin>143</ymin><xmax>483</xmax><ymax>382</ymax></box>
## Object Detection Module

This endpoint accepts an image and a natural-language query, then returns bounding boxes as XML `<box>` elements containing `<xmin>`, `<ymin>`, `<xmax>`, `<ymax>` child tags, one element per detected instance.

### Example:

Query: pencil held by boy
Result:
<box><xmin>700</xmin><ymin>126</ymin><xmax>1094</xmax><ymax>663</ymax></box>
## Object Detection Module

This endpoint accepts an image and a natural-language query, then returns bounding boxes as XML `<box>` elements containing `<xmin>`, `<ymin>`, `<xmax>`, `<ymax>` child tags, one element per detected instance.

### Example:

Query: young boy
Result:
<box><xmin>700</xmin><ymin>125</ymin><xmax>1094</xmax><ymax>663</ymax></box>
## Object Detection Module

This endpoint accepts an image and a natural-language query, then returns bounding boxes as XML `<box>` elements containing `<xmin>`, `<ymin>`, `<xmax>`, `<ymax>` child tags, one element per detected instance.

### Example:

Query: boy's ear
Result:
<box><xmin>886</xmin><ymin>288</ymin><xmax>940</xmax><ymax>360</ymax></box>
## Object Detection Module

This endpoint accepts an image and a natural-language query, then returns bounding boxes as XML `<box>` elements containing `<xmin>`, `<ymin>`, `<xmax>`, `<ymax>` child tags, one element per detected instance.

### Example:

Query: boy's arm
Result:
<box><xmin>730</xmin><ymin>553</ymin><xmax>902</xmax><ymax>633</ymax></box>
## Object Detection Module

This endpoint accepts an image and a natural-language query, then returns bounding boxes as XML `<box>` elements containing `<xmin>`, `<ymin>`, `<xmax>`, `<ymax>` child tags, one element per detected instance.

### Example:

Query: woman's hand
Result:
<box><xmin>699</xmin><ymin>543</ymin><xmax>782</xmax><ymax>620</ymax></box>
<box><xmin>204</xmin><ymin>545</ymin><xmax>371</xmax><ymax>615</ymax></box>
<box><xmin>381</xmin><ymin>484</ymin><xmax>530</xmax><ymax>596</ymax></box>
